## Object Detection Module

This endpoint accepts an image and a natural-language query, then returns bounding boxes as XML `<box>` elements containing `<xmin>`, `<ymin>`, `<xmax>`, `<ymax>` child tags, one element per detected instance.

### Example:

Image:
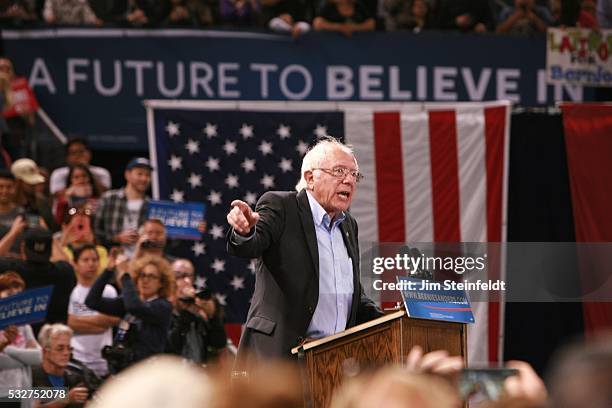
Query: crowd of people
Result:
<box><xmin>0</xmin><ymin>133</ymin><xmax>229</xmax><ymax>406</ymax></box>
<box><xmin>0</xmin><ymin>0</ymin><xmax>608</xmax><ymax>35</ymax></box>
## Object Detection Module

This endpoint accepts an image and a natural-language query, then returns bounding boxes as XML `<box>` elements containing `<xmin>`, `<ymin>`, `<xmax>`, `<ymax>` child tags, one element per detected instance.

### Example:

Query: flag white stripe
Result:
<box><xmin>345</xmin><ymin>110</ymin><xmax>378</xmax><ymax>245</ymax></box>
<box><xmin>401</xmin><ymin>110</ymin><xmax>434</xmax><ymax>242</ymax></box>
<box><xmin>456</xmin><ymin>107</ymin><xmax>487</xmax><ymax>243</ymax></box>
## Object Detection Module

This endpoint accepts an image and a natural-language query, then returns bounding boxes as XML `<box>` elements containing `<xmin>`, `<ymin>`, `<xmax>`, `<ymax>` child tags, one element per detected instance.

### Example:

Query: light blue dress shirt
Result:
<box><xmin>305</xmin><ymin>191</ymin><xmax>354</xmax><ymax>338</ymax></box>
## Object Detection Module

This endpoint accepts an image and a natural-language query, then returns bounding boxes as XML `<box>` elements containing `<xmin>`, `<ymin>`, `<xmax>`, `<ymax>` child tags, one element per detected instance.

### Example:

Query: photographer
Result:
<box><xmin>132</xmin><ymin>219</ymin><xmax>170</xmax><ymax>261</ymax></box>
<box><xmin>84</xmin><ymin>255</ymin><xmax>173</xmax><ymax>373</ymax></box>
<box><xmin>167</xmin><ymin>259</ymin><xmax>227</xmax><ymax>365</ymax></box>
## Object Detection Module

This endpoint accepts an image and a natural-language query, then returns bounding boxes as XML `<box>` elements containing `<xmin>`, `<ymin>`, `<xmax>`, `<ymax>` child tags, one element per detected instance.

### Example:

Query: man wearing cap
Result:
<box><xmin>0</xmin><ymin>226</ymin><xmax>76</xmax><ymax>335</ymax></box>
<box><xmin>11</xmin><ymin>158</ymin><xmax>59</xmax><ymax>232</ymax></box>
<box><xmin>93</xmin><ymin>157</ymin><xmax>152</xmax><ymax>248</ymax></box>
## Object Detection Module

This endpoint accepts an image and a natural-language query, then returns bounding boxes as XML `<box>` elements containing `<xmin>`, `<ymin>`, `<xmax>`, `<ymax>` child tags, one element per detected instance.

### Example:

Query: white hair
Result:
<box><xmin>295</xmin><ymin>137</ymin><xmax>356</xmax><ymax>191</ymax></box>
<box><xmin>38</xmin><ymin>323</ymin><xmax>73</xmax><ymax>349</ymax></box>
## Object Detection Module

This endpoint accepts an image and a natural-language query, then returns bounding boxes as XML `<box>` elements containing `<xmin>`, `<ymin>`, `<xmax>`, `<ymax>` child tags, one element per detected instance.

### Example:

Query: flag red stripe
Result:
<box><xmin>562</xmin><ymin>103</ymin><xmax>612</xmax><ymax>335</ymax></box>
<box><xmin>484</xmin><ymin>105</ymin><xmax>507</xmax><ymax>363</ymax></box>
<box><xmin>428</xmin><ymin>111</ymin><xmax>461</xmax><ymax>242</ymax></box>
<box><xmin>373</xmin><ymin>112</ymin><xmax>406</xmax><ymax>242</ymax></box>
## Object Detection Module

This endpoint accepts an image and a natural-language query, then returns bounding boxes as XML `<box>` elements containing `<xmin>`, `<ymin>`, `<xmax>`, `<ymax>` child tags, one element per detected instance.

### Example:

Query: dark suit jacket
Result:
<box><xmin>227</xmin><ymin>189</ymin><xmax>383</xmax><ymax>360</ymax></box>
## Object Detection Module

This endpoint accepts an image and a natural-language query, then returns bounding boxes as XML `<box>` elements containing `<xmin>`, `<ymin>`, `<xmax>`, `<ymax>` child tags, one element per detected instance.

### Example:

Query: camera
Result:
<box><xmin>141</xmin><ymin>240</ymin><xmax>164</xmax><ymax>249</ymax></box>
<box><xmin>102</xmin><ymin>344</ymin><xmax>134</xmax><ymax>374</ymax></box>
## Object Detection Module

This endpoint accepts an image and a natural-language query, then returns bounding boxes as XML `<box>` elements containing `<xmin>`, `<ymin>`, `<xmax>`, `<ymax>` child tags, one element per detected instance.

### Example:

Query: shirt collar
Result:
<box><xmin>305</xmin><ymin>190</ymin><xmax>346</xmax><ymax>230</ymax></box>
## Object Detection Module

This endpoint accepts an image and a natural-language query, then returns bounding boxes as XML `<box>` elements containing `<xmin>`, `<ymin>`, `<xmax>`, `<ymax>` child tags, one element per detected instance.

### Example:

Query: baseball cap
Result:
<box><xmin>23</xmin><ymin>227</ymin><xmax>52</xmax><ymax>263</ymax></box>
<box><xmin>126</xmin><ymin>157</ymin><xmax>154</xmax><ymax>171</ymax></box>
<box><xmin>11</xmin><ymin>159</ymin><xmax>45</xmax><ymax>185</ymax></box>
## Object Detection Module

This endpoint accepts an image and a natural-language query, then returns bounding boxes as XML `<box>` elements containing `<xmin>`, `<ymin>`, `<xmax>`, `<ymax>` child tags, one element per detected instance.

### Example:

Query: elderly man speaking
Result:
<box><xmin>227</xmin><ymin>137</ymin><xmax>382</xmax><ymax>360</ymax></box>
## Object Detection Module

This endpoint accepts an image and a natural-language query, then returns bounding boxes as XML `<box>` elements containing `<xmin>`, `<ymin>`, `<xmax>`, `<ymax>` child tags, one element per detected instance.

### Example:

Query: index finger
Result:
<box><xmin>230</xmin><ymin>200</ymin><xmax>252</xmax><ymax>213</ymax></box>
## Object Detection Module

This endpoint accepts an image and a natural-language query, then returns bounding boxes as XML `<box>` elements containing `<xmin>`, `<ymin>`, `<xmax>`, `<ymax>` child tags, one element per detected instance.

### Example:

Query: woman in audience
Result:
<box><xmin>67</xmin><ymin>244</ymin><xmax>120</xmax><ymax>378</ymax></box>
<box><xmin>54</xmin><ymin>205</ymin><xmax>109</xmax><ymax>273</ymax></box>
<box><xmin>313</xmin><ymin>0</ymin><xmax>375</xmax><ymax>36</ymax></box>
<box><xmin>0</xmin><ymin>271</ymin><xmax>42</xmax><ymax>408</ymax></box>
<box><xmin>384</xmin><ymin>0</ymin><xmax>433</xmax><ymax>32</ymax></box>
<box><xmin>55</xmin><ymin>164</ymin><xmax>102</xmax><ymax>226</ymax></box>
<box><xmin>85</xmin><ymin>255</ymin><xmax>174</xmax><ymax>373</ymax></box>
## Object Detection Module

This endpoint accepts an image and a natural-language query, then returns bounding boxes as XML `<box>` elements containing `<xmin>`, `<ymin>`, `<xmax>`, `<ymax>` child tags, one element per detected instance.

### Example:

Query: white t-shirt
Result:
<box><xmin>69</xmin><ymin>283</ymin><xmax>117</xmax><ymax>377</ymax></box>
<box><xmin>49</xmin><ymin>165</ymin><xmax>112</xmax><ymax>195</ymax></box>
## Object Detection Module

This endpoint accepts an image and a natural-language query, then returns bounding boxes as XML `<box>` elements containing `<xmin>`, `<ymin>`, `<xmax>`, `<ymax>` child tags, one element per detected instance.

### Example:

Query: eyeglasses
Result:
<box><xmin>50</xmin><ymin>345</ymin><xmax>73</xmax><ymax>353</ymax></box>
<box><xmin>175</xmin><ymin>272</ymin><xmax>194</xmax><ymax>281</ymax></box>
<box><xmin>139</xmin><ymin>273</ymin><xmax>161</xmax><ymax>281</ymax></box>
<box><xmin>68</xmin><ymin>207</ymin><xmax>92</xmax><ymax>217</ymax></box>
<box><xmin>313</xmin><ymin>167</ymin><xmax>364</xmax><ymax>182</ymax></box>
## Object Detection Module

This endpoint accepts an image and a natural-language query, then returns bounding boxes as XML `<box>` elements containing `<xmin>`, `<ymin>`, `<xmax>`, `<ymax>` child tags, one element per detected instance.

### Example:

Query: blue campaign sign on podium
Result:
<box><xmin>397</xmin><ymin>276</ymin><xmax>475</xmax><ymax>324</ymax></box>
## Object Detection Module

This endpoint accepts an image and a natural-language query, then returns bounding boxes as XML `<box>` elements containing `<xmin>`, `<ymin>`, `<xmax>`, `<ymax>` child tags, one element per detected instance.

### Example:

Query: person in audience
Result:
<box><xmin>0</xmin><ymin>170</ymin><xmax>21</xmax><ymax>228</ymax></box>
<box><xmin>0</xmin><ymin>225</ymin><xmax>76</xmax><ymax>336</ymax></box>
<box><xmin>0</xmin><ymin>57</ymin><xmax>36</xmax><ymax>164</ymax></box>
<box><xmin>552</xmin><ymin>0</ymin><xmax>598</xmax><ymax>28</ymax></box>
<box><xmin>32</xmin><ymin>324</ymin><xmax>90</xmax><ymax>408</ymax></box>
<box><xmin>85</xmin><ymin>255</ymin><xmax>173</xmax><ymax>372</ymax></box>
<box><xmin>497</xmin><ymin>0</ymin><xmax>553</xmax><ymax>34</ymax></box>
<box><xmin>433</xmin><ymin>0</ymin><xmax>494</xmax><ymax>32</ymax></box>
<box><xmin>67</xmin><ymin>244</ymin><xmax>120</xmax><ymax>378</ymax></box>
<box><xmin>0</xmin><ymin>1</ymin><xmax>39</xmax><ymax>26</ymax></box>
<box><xmin>93</xmin><ymin>157</ymin><xmax>151</xmax><ymax>250</ymax></box>
<box><xmin>313</xmin><ymin>0</ymin><xmax>375</xmax><ymax>36</ymax></box>
<box><xmin>123</xmin><ymin>0</ymin><xmax>170</xmax><ymax>27</ymax></box>
<box><xmin>49</xmin><ymin>139</ymin><xmax>111</xmax><ymax>200</ymax></box>
<box><xmin>166</xmin><ymin>258</ymin><xmax>227</xmax><ymax>364</ymax></box>
<box><xmin>383</xmin><ymin>0</ymin><xmax>433</xmax><ymax>31</ymax></box>
<box><xmin>219</xmin><ymin>0</ymin><xmax>261</xmax><ymax>26</ymax></box>
<box><xmin>56</xmin><ymin>206</ymin><xmax>108</xmax><ymax>273</ymax></box>
<box><xmin>12</xmin><ymin>158</ymin><xmax>58</xmax><ymax>233</ymax></box>
<box><xmin>262</xmin><ymin>0</ymin><xmax>311</xmax><ymax>36</ymax></box>
<box><xmin>162</xmin><ymin>0</ymin><xmax>217</xmax><ymax>26</ymax></box>
<box><xmin>43</xmin><ymin>0</ymin><xmax>104</xmax><ymax>25</ymax></box>
<box><xmin>598</xmin><ymin>0</ymin><xmax>612</xmax><ymax>27</ymax></box>
<box><xmin>88</xmin><ymin>0</ymin><xmax>128</xmax><ymax>24</ymax></box>
<box><xmin>54</xmin><ymin>164</ymin><xmax>102</xmax><ymax>226</ymax></box>
<box><xmin>547</xmin><ymin>333</ymin><xmax>612</xmax><ymax>408</ymax></box>
<box><xmin>0</xmin><ymin>271</ymin><xmax>43</xmax><ymax>408</ymax></box>
<box><xmin>132</xmin><ymin>218</ymin><xmax>170</xmax><ymax>261</ymax></box>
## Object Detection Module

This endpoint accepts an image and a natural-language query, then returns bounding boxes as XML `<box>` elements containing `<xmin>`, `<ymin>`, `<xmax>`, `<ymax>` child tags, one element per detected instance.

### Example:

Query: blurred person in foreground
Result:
<box><xmin>167</xmin><ymin>258</ymin><xmax>227</xmax><ymax>365</ymax></box>
<box><xmin>88</xmin><ymin>355</ymin><xmax>213</xmax><ymax>408</ymax></box>
<box><xmin>85</xmin><ymin>255</ymin><xmax>173</xmax><ymax>373</ymax></box>
<box><xmin>547</xmin><ymin>333</ymin><xmax>612</xmax><ymax>408</ymax></box>
<box><xmin>227</xmin><ymin>137</ymin><xmax>382</xmax><ymax>363</ymax></box>
<box><xmin>0</xmin><ymin>271</ymin><xmax>42</xmax><ymax>408</ymax></box>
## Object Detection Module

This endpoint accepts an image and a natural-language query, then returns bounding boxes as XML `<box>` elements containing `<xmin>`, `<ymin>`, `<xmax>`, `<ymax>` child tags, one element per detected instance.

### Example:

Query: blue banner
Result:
<box><xmin>2</xmin><ymin>29</ymin><xmax>593</xmax><ymax>150</ymax></box>
<box><xmin>397</xmin><ymin>276</ymin><xmax>474</xmax><ymax>324</ymax></box>
<box><xmin>0</xmin><ymin>286</ymin><xmax>53</xmax><ymax>329</ymax></box>
<box><xmin>148</xmin><ymin>200</ymin><xmax>205</xmax><ymax>240</ymax></box>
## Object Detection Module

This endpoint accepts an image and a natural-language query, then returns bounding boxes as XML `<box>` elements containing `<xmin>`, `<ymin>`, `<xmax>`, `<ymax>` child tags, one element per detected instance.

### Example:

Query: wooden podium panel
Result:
<box><xmin>292</xmin><ymin>310</ymin><xmax>467</xmax><ymax>408</ymax></box>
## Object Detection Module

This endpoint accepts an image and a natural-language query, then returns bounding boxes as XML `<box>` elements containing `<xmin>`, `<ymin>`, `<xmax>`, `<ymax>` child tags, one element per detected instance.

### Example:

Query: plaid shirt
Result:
<box><xmin>93</xmin><ymin>188</ymin><xmax>149</xmax><ymax>247</ymax></box>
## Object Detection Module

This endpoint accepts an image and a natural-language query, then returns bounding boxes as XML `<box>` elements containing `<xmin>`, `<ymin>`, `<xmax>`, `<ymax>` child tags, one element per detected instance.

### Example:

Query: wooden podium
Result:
<box><xmin>291</xmin><ymin>309</ymin><xmax>467</xmax><ymax>408</ymax></box>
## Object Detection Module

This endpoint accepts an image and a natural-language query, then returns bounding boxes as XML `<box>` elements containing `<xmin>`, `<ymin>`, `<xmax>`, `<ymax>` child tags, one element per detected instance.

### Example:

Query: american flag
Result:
<box><xmin>147</xmin><ymin>100</ymin><xmax>510</xmax><ymax>362</ymax></box>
